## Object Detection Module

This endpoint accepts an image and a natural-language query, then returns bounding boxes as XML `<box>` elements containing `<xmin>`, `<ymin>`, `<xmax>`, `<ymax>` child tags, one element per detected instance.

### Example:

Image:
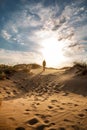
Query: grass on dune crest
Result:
<box><xmin>73</xmin><ymin>62</ymin><xmax>87</xmax><ymax>76</ymax></box>
<box><xmin>0</xmin><ymin>63</ymin><xmax>41</xmax><ymax>80</ymax></box>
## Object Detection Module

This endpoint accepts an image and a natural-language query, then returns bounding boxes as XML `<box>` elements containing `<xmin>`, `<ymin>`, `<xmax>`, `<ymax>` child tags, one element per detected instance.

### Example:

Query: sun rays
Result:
<box><xmin>41</xmin><ymin>37</ymin><xmax>66</xmax><ymax>67</ymax></box>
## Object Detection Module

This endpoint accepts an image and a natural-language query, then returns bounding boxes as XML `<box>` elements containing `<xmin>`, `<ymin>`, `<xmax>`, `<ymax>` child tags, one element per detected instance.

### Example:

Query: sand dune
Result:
<box><xmin>0</xmin><ymin>66</ymin><xmax>87</xmax><ymax>130</ymax></box>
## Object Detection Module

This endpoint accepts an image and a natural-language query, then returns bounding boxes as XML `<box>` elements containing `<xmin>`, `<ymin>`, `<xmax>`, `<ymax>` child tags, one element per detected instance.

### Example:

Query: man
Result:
<box><xmin>42</xmin><ymin>60</ymin><xmax>46</xmax><ymax>71</ymax></box>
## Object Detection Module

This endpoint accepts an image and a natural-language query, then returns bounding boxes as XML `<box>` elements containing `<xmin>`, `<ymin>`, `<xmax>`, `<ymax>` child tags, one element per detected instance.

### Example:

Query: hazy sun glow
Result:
<box><xmin>41</xmin><ymin>37</ymin><xmax>66</xmax><ymax>67</ymax></box>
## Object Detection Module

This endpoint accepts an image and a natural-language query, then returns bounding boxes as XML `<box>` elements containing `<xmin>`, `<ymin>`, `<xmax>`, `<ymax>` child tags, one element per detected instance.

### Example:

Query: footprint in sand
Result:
<box><xmin>49</xmin><ymin>128</ymin><xmax>56</xmax><ymax>130</ymax></box>
<box><xmin>50</xmin><ymin>128</ymin><xmax>59</xmax><ymax>130</ymax></box>
<box><xmin>38</xmin><ymin>114</ymin><xmax>47</xmax><ymax>119</ymax></box>
<box><xmin>35</xmin><ymin>113</ymin><xmax>52</xmax><ymax>120</ymax></box>
<box><xmin>48</xmin><ymin>105</ymin><xmax>53</xmax><ymax>109</ymax></box>
<box><xmin>56</xmin><ymin>105</ymin><xmax>60</xmax><ymax>108</ymax></box>
<box><xmin>44</xmin><ymin>119</ymin><xmax>50</xmax><ymax>124</ymax></box>
<box><xmin>23</xmin><ymin>112</ymin><xmax>30</xmax><ymax>115</ymax></box>
<box><xmin>6</xmin><ymin>91</ymin><xmax>10</xmax><ymax>94</ymax></box>
<box><xmin>35</xmin><ymin>124</ymin><xmax>47</xmax><ymax>130</ymax></box>
<box><xmin>15</xmin><ymin>127</ymin><xmax>25</xmax><ymax>130</ymax></box>
<box><xmin>31</xmin><ymin>103</ymin><xmax>37</xmax><ymax>109</ymax></box>
<box><xmin>71</xmin><ymin>125</ymin><xmax>79</xmax><ymax>130</ymax></box>
<box><xmin>64</xmin><ymin>119</ymin><xmax>72</xmax><ymax>122</ymax></box>
<box><xmin>26</xmin><ymin>118</ymin><xmax>39</xmax><ymax>125</ymax></box>
<box><xmin>25</xmin><ymin>109</ymin><xmax>30</xmax><ymax>111</ymax></box>
<box><xmin>3</xmin><ymin>87</ymin><xmax>7</xmax><ymax>90</ymax></box>
<box><xmin>78</xmin><ymin>113</ymin><xmax>85</xmax><ymax>118</ymax></box>
<box><xmin>35</xmin><ymin>114</ymin><xmax>54</xmax><ymax>127</ymax></box>
<box><xmin>9</xmin><ymin>117</ymin><xmax>15</xmax><ymax>121</ymax></box>
<box><xmin>74</xmin><ymin>104</ymin><xmax>79</xmax><ymax>106</ymax></box>
<box><xmin>51</xmin><ymin>100</ymin><xmax>58</xmax><ymax>103</ymax></box>
<box><xmin>58</xmin><ymin>127</ymin><xmax>66</xmax><ymax>130</ymax></box>
<box><xmin>59</xmin><ymin>107</ymin><xmax>64</xmax><ymax>110</ymax></box>
<box><xmin>62</xmin><ymin>103</ymin><xmax>66</xmax><ymax>105</ymax></box>
<box><xmin>35</xmin><ymin>113</ymin><xmax>41</xmax><ymax>116</ymax></box>
<box><xmin>84</xmin><ymin>109</ymin><xmax>87</xmax><ymax>112</ymax></box>
<box><xmin>13</xmin><ymin>90</ymin><xmax>17</xmax><ymax>94</ymax></box>
<box><xmin>49</xmin><ymin>123</ymin><xmax>56</xmax><ymax>126</ymax></box>
<box><xmin>36</xmin><ymin>102</ymin><xmax>40</xmax><ymax>105</ymax></box>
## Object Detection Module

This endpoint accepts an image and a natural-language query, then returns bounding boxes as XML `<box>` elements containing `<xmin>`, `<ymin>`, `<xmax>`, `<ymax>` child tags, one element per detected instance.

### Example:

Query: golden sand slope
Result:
<box><xmin>0</xmin><ymin>67</ymin><xmax>87</xmax><ymax>130</ymax></box>
<box><xmin>0</xmin><ymin>93</ymin><xmax>87</xmax><ymax>130</ymax></box>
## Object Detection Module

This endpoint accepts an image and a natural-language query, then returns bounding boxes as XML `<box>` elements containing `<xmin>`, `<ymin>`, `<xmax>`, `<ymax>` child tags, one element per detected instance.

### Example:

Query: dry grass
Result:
<box><xmin>0</xmin><ymin>65</ymin><xmax>16</xmax><ymax>80</ymax></box>
<box><xmin>29</xmin><ymin>63</ymin><xmax>41</xmax><ymax>69</ymax></box>
<box><xmin>73</xmin><ymin>62</ymin><xmax>87</xmax><ymax>75</ymax></box>
<box><xmin>0</xmin><ymin>63</ymin><xmax>41</xmax><ymax>80</ymax></box>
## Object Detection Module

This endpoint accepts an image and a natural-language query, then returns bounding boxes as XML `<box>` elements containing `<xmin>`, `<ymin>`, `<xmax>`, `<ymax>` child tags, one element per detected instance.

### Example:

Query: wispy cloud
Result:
<box><xmin>1</xmin><ymin>30</ymin><xmax>11</xmax><ymax>40</ymax></box>
<box><xmin>0</xmin><ymin>49</ymin><xmax>42</xmax><ymax>65</ymax></box>
<box><xmin>0</xmin><ymin>0</ymin><xmax>87</xmax><ymax>67</ymax></box>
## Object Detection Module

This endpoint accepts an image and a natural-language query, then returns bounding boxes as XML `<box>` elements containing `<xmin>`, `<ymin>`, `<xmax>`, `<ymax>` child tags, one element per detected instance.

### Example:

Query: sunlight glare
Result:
<box><xmin>41</xmin><ymin>37</ymin><xmax>66</xmax><ymax>67</ymax></box>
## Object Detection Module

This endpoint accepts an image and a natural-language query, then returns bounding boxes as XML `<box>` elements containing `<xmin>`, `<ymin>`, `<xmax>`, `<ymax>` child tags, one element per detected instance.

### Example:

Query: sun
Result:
<box><xmin>41</xmin><ymin>37</ymin><xmax>66</xmax><ymax>67</ymax></box>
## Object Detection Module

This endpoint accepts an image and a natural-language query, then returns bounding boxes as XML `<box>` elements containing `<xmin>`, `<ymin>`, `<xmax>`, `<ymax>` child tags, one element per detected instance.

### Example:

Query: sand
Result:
<box><xmin>0</xmin><ymin>67</ymin><xmax>87</xmax><ymax>130</ymax></box>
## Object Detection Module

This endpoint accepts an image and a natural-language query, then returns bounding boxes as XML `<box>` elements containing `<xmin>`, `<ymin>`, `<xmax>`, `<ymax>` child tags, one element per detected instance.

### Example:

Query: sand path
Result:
<box><xmin>0</xmin><ymin>68</ymin><xmax>87</xmax><ymax>130</ymax></box>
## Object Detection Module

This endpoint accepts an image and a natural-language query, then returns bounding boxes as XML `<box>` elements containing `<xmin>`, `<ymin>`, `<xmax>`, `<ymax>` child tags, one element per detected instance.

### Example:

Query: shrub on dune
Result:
<box><xmin>0</xmin><ymin>65</ymin><xmax>16</xmax><ymax>80</ymax></box>
<box><xmin>73</xmin><ymin>62</ymin><xmax>87</xmax><ymax>75</ymax></box>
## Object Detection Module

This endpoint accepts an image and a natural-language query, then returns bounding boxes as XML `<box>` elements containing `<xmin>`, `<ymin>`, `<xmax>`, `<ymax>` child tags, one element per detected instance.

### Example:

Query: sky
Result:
<box><xmin>0</xmin><ymin>0</ymin><xmax>87</xmax><ymax>67</ymax></box>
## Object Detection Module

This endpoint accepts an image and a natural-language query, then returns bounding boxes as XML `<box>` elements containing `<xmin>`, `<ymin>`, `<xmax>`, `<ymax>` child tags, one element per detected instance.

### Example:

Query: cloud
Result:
<box><xmin>11</xmin><ymin>25</ymin><xmax>18</xmax><ymax>33</ymax></box>
<box><xmin>0</xmin><ymin>0</ymin><xmax>87</xmax><ymax>67</ymax></box>
<box><xmin>75</xmin><ymin>25</ymin><xmax>87</xmax><ymax>41</ymax></box>
<box><xmin>0</xmin><ymin>49</ymin><xmax>42</xmax><ymax>65</ymax></box>
<box><xmin>52</xmin><ymin>15</ymin><xmax>67</xmax><ymax>31</ymax></box>
<box><xmin>58</xmin><ymin>31</ymin><xmax>74</xmax><ymax>41</ymax></box>
<box><xmin>63</xmin><ymin>43</ymin><xmax>86</xmax><ymax>57</ymax></box>
<box><xmin>67</xmin><ymin>43</ymin><xmax>78</xmax><ymax>48</ymax></box>
<box><xmin>0</xmin><ymin>3</ymin><xmax>58</xmax><ymax>52</ymax></box>
<box><xmin>1</xmin><ymin>30</ymin><xmax>11</xmax><ymax>40</ymax></box>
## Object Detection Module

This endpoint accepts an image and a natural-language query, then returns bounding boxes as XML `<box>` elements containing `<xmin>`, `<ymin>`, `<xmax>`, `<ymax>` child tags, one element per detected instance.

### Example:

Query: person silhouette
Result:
<box><xmin>42</xmin><ymin>60</ymin><xmax>46</xmax><ymax>71</ymax></box>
